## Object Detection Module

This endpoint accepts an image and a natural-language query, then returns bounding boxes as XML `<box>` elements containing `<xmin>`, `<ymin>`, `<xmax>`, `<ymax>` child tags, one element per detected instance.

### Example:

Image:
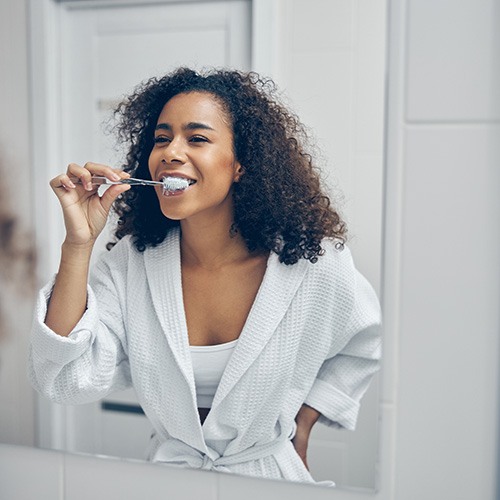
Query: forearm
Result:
<box><xmin>44</xmin><ymin>242</ymin><xmax>94</xmax><ymax>336</ymax></box>
<box><xmin>44</xmin><ymin>163</ymin><xmax>131</xmax><ymax>337</ymax></box>
<box><xmin>296</xmin><ymin>403</ymin><xmax>321</xmax><ymax>430</ymax></box>
<box><xmin>293</xmin><ymin>404</ymin><xmax>321</xmax><ymax>470</ymax></box>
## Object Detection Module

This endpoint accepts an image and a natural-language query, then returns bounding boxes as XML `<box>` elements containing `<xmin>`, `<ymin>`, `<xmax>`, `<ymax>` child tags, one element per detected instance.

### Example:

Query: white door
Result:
<box><xmin>57</xmin><ymin>0</ymin><xmax>251</xmax><ymax>458</ymax></box>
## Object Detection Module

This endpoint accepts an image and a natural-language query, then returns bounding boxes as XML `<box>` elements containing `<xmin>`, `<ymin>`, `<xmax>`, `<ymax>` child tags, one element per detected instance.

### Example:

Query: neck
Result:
<box><xmin>179</xmin><ymin>216</ymin><xmax>249</xmax><ymax>270</ymax></box>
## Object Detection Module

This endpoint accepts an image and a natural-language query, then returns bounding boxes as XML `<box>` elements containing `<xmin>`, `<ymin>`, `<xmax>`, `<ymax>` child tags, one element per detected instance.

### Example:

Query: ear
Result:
<box><xmin>233</xmin><ymin>163</ymin><xmax>244</xmax><ymax>182</ymax></box>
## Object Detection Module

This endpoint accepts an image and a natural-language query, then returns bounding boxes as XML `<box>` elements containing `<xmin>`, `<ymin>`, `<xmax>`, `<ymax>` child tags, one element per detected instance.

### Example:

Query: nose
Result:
<box><xmin>161</xmin><ymin>137</ymin><xmax>186</xmax><ymax>165</ymax></box>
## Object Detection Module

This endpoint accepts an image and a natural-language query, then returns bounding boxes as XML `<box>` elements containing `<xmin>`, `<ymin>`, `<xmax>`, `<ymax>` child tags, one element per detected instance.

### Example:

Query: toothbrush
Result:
<box><xmin>69</xmin><ymin>175</ymin><xmax>191</xmax><ymax>192</ymax></box>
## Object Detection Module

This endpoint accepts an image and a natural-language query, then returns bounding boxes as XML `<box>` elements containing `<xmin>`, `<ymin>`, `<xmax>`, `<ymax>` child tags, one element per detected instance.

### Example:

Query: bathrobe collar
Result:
<box><xmin>144</xmin><ymin>228</ymin><xmax>309</xmax><ymax>429</ymax></box>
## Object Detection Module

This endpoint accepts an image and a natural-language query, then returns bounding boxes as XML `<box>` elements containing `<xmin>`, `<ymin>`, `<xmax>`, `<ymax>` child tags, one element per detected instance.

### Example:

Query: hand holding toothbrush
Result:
<box><xmin>50</xmin><ymin>162</ymin><xmax>132</xmax><ymax>249</ymax></box>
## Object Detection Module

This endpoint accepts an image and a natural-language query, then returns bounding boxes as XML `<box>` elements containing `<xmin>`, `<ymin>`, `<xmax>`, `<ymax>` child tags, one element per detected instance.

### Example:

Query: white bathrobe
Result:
<box><xmin>29</xmin><ymin>228</ymin><xmax>381</xmax><ymax>484</ymax></box>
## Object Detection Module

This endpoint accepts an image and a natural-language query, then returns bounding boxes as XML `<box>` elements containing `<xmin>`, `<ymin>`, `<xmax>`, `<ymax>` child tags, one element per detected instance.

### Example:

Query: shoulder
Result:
<box><xmin>99</xmin><ymin>235</ymin><xmax>136</xmax><ymax>263</ymax></box>
<box><xmin>301</xmin><ymin>240</ymin><xmax>381</xmax><ymax>333</ymax></box>
<box><xmin>305</xmin><ymin>238</ymin><xmax>356</xmax><ymax>283</ymax></box>
<box><xmin>98</xmin><ymin>228</ymin><xmax>180</xmax><ymax>273</ymax></box>
<box><xmin>91</xmin><ymin>235</ymin><xmax>142</xmax><ymax>280</ymax></box>
<box><xmin>298</xmin><ymin>239</ymin><xmax>367</xmax><ymax>311</ymax></box>
<box><xmin>316</xmin><ymin>240</ymin><xmax>381</xmax><ymax>325</ymax></box>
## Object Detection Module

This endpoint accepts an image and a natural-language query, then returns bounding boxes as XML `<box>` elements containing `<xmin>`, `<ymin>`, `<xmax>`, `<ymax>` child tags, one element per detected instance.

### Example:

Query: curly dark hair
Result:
<box><xmin>109</xmin><ymin>67</ymin><xmax>346</xmax><ymax>265</ymax></box>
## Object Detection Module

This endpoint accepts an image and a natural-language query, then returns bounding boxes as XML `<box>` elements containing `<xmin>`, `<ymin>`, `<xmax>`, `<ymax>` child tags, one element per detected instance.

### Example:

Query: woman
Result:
<box><xmin>29</xmin><ymin>68</ymin><xmax>381</xmax><ymax>484</ymax></box>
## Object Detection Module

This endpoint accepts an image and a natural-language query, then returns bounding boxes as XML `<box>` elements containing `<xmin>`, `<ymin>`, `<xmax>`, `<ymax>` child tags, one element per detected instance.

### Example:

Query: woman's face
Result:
<box><xmin>148</xmin><ymin>91</ymin><xmax>241</xmax><ymax>223</ymax></box>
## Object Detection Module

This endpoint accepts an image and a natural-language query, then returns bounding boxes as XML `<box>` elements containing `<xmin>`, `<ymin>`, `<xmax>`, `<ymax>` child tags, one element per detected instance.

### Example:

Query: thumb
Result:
<box><xmin>100</xmin><ymin>184</ymin><xmax>131</xmax><ymax>214</ymax></box>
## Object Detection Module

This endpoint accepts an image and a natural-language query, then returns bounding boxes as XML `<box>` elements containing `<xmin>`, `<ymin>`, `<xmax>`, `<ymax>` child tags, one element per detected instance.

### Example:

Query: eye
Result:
<box><xmin>189</xmin><ymin>135</ymin><xmax>209</xmax><ymax>143</ymax></box>
<box><xmin>154</xmin><ymin>136</ymin><xmax>171</xmax><ymax>145</ymax></box>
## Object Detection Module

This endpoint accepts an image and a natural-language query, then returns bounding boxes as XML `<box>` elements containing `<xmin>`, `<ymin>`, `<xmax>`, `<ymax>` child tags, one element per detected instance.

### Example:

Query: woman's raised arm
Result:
<box><xmin>44</xmin><ymin>162</ymin><xmax>130</xmax><ymax>336</ymax></box>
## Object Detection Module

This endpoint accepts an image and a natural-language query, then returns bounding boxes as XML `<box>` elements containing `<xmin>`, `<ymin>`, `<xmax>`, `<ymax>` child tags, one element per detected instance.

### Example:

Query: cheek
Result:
<box><xmin>210</xmin><ymin>151</ymin><xmax>238</xmax><ymax>175</ymax></box>
<box><xmin>207</xmin><ymin>163</ymin><xmax>237</xmax><ymax>188</ymax></box>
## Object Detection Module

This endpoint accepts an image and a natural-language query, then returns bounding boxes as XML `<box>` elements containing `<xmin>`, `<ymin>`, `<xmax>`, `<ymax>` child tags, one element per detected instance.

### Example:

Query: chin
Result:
<box><xmin>160</xmin><ymin>209</ymin><xmax>184</xmax><ymax>221</ymax></box>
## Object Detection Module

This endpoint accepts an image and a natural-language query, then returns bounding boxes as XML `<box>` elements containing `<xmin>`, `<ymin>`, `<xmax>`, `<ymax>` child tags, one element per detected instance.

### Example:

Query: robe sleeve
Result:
<box><xmin>304</xmin><ymin>268</ymin><xmax>382</xmax><ymax>430</ymax></box>
<box><xmin>28</xmin><ymin>246</ymin><xmax>132</xmax><ymax>405</ymax></box>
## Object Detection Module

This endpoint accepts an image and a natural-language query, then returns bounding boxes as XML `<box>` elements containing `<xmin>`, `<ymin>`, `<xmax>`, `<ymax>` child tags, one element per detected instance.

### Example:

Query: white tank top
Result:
<box><xmin>190</xmin><ymin>339</ymin><xmax>238</xmax><ymax>408</ymax></box>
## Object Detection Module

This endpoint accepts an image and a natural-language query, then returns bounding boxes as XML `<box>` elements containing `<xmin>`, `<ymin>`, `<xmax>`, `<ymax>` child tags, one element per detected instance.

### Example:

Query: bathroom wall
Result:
<box><xmin>269</xmin><ymin>0</ymin><xmax>386</xmax><ymax>293</ymax></box>
<box><xmin>390</xmin><ymin>1</ymin><xmax>500</xmax><ymax>498</ymax></box>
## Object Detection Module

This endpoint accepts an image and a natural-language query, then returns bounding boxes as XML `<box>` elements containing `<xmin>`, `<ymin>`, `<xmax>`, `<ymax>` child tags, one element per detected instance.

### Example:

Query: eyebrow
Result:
<box><xmin>155</xmin><ymin>122</ymin><xmax>216</xmax><ymax>132</ymax></box>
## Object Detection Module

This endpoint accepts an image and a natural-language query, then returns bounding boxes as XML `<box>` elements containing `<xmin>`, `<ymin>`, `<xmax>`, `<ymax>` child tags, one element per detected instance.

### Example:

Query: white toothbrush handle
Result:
<box><xmin>69</xmin><ymin>175</ymin><xmax>162</xmax><ymax>187</ymax></box>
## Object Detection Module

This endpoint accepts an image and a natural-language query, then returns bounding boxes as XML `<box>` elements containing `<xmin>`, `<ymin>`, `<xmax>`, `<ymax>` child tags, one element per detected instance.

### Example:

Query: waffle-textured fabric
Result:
<box><xmin>28</xmin><ymin>228</ymin><xmax>381</xmax><ymax>484</ymax></box>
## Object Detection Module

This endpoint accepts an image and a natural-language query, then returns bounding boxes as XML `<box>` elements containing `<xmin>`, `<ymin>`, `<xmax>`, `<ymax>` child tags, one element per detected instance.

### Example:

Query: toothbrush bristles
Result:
<box><xmin>162</xmin><ymin>177</ymin><xmax>190</xmax><ymax>192</ymax></box>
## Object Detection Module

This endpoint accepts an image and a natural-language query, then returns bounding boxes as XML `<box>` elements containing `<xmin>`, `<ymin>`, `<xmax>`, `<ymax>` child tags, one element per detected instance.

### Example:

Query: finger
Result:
<box><xmin>100</xmin><ymin>184</ymin><xmax>131</xmax><ymax>214</ymax></box>
<box><xmin>67</xmin><ymin>162</ymin><xmax>120</xmax><ymax>190</ymax></box>
<box><xmin>82</xmin><ymin>162</ymin><xmax>128</xmax><ymax>183</ymax></box>
<box><xmin>67</xmin><ymin>163</ymin><xmax>94</xmax><ymax>191</ymax></box>
<box><xmin>50</xmin><ymin>173</ymin><xmax>79</xmax><ymax>192</ymax></box>
<box><xmin>115</xmin><ymin>169</ymin><xmax>131</xmax><ymax>179</ymax></box>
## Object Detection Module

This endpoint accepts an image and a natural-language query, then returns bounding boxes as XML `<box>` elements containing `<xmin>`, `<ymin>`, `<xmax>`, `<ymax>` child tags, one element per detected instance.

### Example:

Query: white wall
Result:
<box><xmin>391</xmin><ymin>0</ymin><xmax>500</xmax><ymax>498</ymax></box>
<box><xmin>268</xmin><ymin>0</ymin><xmax>386</xmax><ymax>293</ymax></box>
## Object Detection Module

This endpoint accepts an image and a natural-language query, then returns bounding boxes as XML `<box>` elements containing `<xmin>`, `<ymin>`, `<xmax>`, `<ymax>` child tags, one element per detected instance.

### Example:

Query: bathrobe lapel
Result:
<box><xmin>144</xmin><ymin>230</ymin><xmax>194</xmax><ymax>391</ymax></box>
<box><xmin>143</xmin><ymin>229</ymin><xmax>207</xmax><ymax>451</ymax></box>
<box><xmin>209</xmin><ymin>250</ymin><xmax>309</xmax><ymax>413</ymax></box>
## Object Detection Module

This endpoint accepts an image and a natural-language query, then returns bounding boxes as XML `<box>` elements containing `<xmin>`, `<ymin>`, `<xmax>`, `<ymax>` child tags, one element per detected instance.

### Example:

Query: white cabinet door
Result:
<box><xmin>57</xmin><ymin>0</ymin><xmax>251</xmax><ymax>458</ymax></box>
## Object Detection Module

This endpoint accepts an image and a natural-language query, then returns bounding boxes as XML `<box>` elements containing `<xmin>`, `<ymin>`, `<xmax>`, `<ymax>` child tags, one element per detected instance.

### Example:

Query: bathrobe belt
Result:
<box><xmin>152</xmin><ymin>430</ymin><xmax>293</xmax><ymax>472</ymax></box>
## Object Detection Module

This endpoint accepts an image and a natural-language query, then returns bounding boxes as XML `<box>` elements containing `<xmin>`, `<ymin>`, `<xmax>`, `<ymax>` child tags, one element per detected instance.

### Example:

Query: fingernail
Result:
<box><xmin>86</xmin><ymin>182</ymin><xmax>93</xmax><ymax>191</ymax></box>
<box><xmin>68</xmin><ymin>180</ymin><xmax>76</xmax><ymax>188</ymax></box>
<box><xmin>111</xmin><ymin>173</ymin><xmax>121</xmax><ymax>181</ymax></box>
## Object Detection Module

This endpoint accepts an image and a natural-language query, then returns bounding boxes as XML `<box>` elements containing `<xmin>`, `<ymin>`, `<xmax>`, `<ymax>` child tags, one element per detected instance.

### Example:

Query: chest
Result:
<box><xmin>181</xmin><ymin>258</ymin><xmax>267</xmax><ymax>346</ymax></box>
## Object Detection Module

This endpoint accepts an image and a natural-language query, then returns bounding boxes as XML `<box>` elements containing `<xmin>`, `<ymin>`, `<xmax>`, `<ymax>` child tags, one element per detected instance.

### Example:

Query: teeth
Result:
<box><xmin>161</xmin><ymin>176</ymin><xmax>192</xmax><ymax>192</ymax></box>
